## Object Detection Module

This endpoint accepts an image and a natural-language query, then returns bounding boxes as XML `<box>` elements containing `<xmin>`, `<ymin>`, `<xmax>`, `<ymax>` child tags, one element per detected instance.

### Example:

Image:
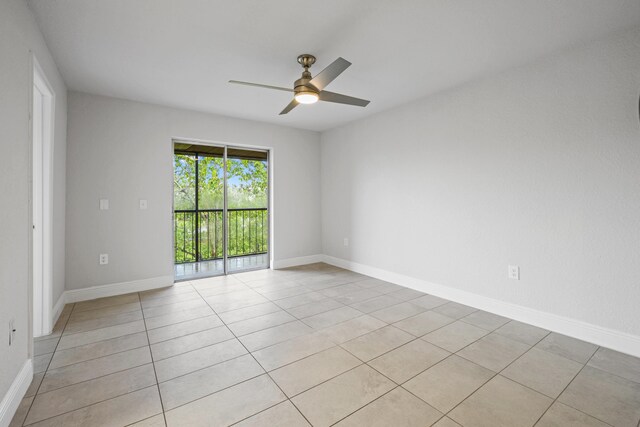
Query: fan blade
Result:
<box><xmin>309</xmin><ymin>57</ymin><xmax>351</xmax><ymax>91</ymax></box>
<box><xmin>229</xmin><ymin>80</ymin><xmax>293</xmax><ymax>92</ymax></box>
<box><xmin>279</xmin><ymin>99</ymin><xmax>299</xmax><ymax>115</ymax></box>
<box><xmin>319</xmin><ymin>90</ymin><xmax>370</xmax><ymax>107</ymax></box>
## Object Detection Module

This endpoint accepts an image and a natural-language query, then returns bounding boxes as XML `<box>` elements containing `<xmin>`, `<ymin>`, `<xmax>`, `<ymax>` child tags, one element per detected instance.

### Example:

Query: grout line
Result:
<box><xmin>253</xmin><ymin>281</ymin><xmax>311</xmax><ymax>295</ymax></box>
<box><xmin>326</xmin><ymin>385</ymin><xmax>411</xmax><ymax>426</ymax></box>
<box><xmin>138</xmin><ymin>292</ymin><xmax>170</xmax><ymax>427</ymax></box>
<box><xmin>123</xmin><ymin>412</ymin><xmax>165</xmax><ymax>427</ymax></box>
<box><xmin>23</xmin><ymin>373</ymin><xmax>156</xmax><ymax>425</ymax></box>
<box><xmin>427</xmin><ymin>363</ymin><xmax>499</xmax><ymax>423</ymax></box>
<box><xmin>151</xmin><ymin>336</ymin><xmax>238</xmax><ymax>364</ymax></box>
<box><xmin>147</xmin><ymin>318</ymin><xmax>225</xmax><ymax>345</ymax></box>
<box><xmin>34</xmin><ymin>352</ymin><xmax>153</xmax><ymax>395</ymax></box>
<box><xmin>141</xmin><ymin>301</ymin><xmax>212</xmax><ymax>320</ymax></box>
<box><xmin>140</xmin><ymin>294</ymin><xmax>204</xmax><ymax>310</ymax></box>
<box><xmin>64</xmin><ymin>313</ymin><xmax>143</xmax><ymax>331</ymax></box>
<box><xmin>244</xmin><ymin>313</ymin><xmax>393</xmax><ymax>363</ymax></box>
<box><xmin>71</xmin><ymin>297</ymin><xmax>141</xmax><ymax>314</ymax></box>
<box><xmin>403</xmin><ymin>324</ymin><xmax>613</xmax><ymax>426</ymax></box>
<box><xmin>192</xmin><ymin>285</ymin><xmax>254</xmax><ymax>299</ymax></box>
<box><xmin>190</xmin><ymin>284</ymin><xmax>316</xmax><ymax>427</ymax></box>
<box><xmin>155</xmin><ymin>352</ymin><xmax>254</xmax><ymax>386</ymax></box>
<box><xmin>276</xmin><ymin>358</ymin><xmax>366</xmax><ymax>400</ymax></box>
<box><xmin>226</xmin><ymin>315</ymin><xmax>299</xmax><ymax>336</ymax></box>
<box><xmin>48</xmin><ymin>329</ymin><xmax>147</xmax><ymax>354</ymax></box>
<box><xmin>145</xmin><ymin>311</ymin><xmax>220</xmax><ymax>331</ymax></box>
<box><xmin>354</xmin><ymin>317</ymin><xmax>508</xmax><ymax>417</ymax></box>
<box><xmin>236</xmin><ymin>325</ymin><xmax>314</xmax><ymax>352</ymax></box>
<box><xmin>21</xmin><ymin>385</ymin><xmax>160</xmax><ymax>426</ymax></box>
<box><xmin>338</xmin><ymin>328</ymin><xmax>416</xmax><ymax>364</ymax></box>
<box><xmin>207</xmin><ymin>298</ymin><xmax>276</xmax><ymax>316</ymax></box>
<box><xmin>422</xmin><ymin>337</ymin><xmax>541</xmax><ymax>419</ymax></box>
<box><xmin>529</xmin><ymin>348</ymin><xmax>614</xmax><ymax>426</ymax></box>
<box><xmin>32</xmin><ymin>362</ymin><xmax>156</xmax><ymax>397</ymax></box>
<box><xmin>45</xmin><ymin>340</ymin><xmax>150</xmax><ymax>371</ymax></box>
<box><xmin>580</xmin><ymin>354</ymin><xmax>640</xmax><ymax>384</ymax></box>
<box><xmin>61</xmin><ymin>314</ymin><xmax>144</xmax><ymax>337</ymax></box>
<box><xmin>66</xmin><ymin>304</ymin><xmax>142</xmax><ymax>323</ymax></box>
<box><xmin>217</xmin><ymin>306</ymin><xmax>285</xmax><ymax>324</ymax></box>
<box><xmin>144</xmin><ymin>309</ymin><xmax>217</xmax><ymax>329</ymax></box>
<box><xmin>21</xmin><ymin>303</ymin><xmax>76</xmax><ymax>426</ymax></box>
<box><xmin>316</xmin><ymin>315</ymin><xmax>389</xmax><ymax>343</ymax></box>
<box><xmin>225</xmin><ymin>401</ymin><xmax>292</xmax><ymax>426</ymax></box>
<box><xmin>281</xmin><ymin>299</ymin><xmax>349</xmax><ymax>322</ymax></box>
<box><xmin>54</xmin><ymin>320</ymin><xmax>147</xmax><ymax>351</ymax></box>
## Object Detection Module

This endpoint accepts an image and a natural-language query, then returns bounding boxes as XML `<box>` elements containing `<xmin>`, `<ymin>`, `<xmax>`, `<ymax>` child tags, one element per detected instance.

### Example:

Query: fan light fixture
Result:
<box><xmin>229</xmin><ymin>54</ymin><xmax>370</xmax><ymax>115</ymax></box>
<box><xmin>294</xmin><ymin>91</ymin><xmax>319</xmax><ymax>104</ymax></box>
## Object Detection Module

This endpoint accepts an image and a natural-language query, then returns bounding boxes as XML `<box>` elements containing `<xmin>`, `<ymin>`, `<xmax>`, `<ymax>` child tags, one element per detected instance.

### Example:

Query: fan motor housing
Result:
<box><xmin>294</xmin><ymin>77</ymin><xmax>318</xmax><ymax>96</ymax></box>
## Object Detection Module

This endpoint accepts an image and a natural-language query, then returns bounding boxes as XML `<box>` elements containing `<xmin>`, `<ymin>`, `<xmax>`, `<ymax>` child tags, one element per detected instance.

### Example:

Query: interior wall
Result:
<box><xmin>65</xmin><ymin>92</ymin><xmax>321</xmax><ymax>290</ymax></box>
<box><xmin>0</xmin><ymin>0</ymin><xmax>67</xmax><ymax>404</ymax></box>
<box><xmin>321</xmin><ymin>26</ymin><xmax>640</xmax><ymax>338</ymax></box>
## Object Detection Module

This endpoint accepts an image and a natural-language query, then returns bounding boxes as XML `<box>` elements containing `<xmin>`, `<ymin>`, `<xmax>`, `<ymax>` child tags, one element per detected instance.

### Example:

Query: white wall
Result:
<box><xmin>66</xmin><ymin>92</ymin><xmax>321</xmax><ymax>290</ymax></box>
<box><xmin>322</xmin><ymin>26</ymin><xmax>640</xmax><ymax>339</ymax></box>
<box><xmin>0</xmin><ymin>0</ymin><xmax>67</xmax><ymax>409</ymax></box>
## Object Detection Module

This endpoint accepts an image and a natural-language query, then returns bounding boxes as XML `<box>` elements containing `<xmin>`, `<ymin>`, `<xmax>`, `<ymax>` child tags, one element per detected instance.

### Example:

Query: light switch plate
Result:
<box><xmin>139</xmin><ymin>199</ymin><xmax>148</xmax><ymax>210</ymax></box>
<box><xmin>99</xmin><ymin>199</ymin><xmax>109</xmax><ymax>210</ymax></box>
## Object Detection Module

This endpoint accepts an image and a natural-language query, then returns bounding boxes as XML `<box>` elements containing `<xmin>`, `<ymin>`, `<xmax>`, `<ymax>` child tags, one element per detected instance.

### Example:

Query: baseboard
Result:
<box><xmin>272</xmin><ymin>254</ymin><xmax>324</xmax><ymax>269</ymax></box>
<box><xmin>0</xmin><ymin>359</ymin><xmax>32</xmax><ymax>427</ymax></box>
<box><xmin>322</xmin><ymin>255</ymin><xmax>640</xmax><ymax>358</ymax></box>
<box><xmin>65</xmin><ymin>275</ymin><xmax>174</xmax><ymax>303</ymax></box>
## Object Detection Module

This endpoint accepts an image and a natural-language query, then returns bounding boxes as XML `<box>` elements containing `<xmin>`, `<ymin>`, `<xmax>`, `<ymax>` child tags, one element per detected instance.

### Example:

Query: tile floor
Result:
<box><xmin>12</xmin><ymin>263</ymin><xmax>640</xmax><ymax>426</ymax></box>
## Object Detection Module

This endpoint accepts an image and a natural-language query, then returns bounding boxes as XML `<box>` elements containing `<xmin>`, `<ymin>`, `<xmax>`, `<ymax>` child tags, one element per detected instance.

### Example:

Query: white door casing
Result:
<box><xmin>32</xmin><ymin>55</ymin><xmax>54</xmax><ymax>337</ymax></box>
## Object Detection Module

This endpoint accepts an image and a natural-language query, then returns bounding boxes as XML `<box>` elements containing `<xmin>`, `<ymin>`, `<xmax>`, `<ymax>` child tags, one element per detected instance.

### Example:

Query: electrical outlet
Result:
<box><xmin>343</xmin><ymin>238</ymin><xmax>349</xmax><ymax>247</ymax></box>
<box><xmin>9</xmin><ymin>319</ymin><xmax>16</xmax><ymax>346</ymax></box>
<box><xmin>99</xmin><ymin>199</ymin><xmax>109</xmax><ymax>210</ymax></box>
<box><xmin>100</xmin><ymin>254</ymin><xmax>109</xmax><ymax>265</ymax></box>
<box><xmin>508</xmin><ymin>265</ymin><xmax>520</xmax><ymax>280</ymax></box>
<box><xmin>139</xmin><ymin>199</ymin><xmax>148</xmax><ymax>210</ymax></box>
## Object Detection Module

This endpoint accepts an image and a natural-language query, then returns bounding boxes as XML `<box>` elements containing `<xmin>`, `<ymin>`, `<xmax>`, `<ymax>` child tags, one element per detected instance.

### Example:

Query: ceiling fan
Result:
<box><xmin>229</xmin><ymin>54</ymin><xmax>370</xmax><ymax>115</ymax></box>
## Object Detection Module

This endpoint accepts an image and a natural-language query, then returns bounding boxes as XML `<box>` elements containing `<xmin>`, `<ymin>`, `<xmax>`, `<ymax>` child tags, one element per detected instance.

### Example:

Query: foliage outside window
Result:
<box><xmin>173</xmin><ymin>153</ymin><xmax>268</xmax><ymax>263</ymax></box>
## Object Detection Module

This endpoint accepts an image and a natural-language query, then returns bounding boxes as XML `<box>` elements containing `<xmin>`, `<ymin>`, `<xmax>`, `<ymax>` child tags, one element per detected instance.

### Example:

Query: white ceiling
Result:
<box><xmin>28</xmin><ymin>0</ymin><xmax>640</xmax><ymax>132</ymax></box>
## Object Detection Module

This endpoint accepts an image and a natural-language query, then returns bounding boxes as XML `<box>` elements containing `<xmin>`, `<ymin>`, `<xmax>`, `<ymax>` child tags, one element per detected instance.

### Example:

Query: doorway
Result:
<box><xmin>173</xmin><ymin>141</ymin><xmax>269</xmax><ymax>280</ymax></box>
<box><xmin>32</xmin><ymin>57</ymin><xmax>54</xmax><ymax>337</ymax></box>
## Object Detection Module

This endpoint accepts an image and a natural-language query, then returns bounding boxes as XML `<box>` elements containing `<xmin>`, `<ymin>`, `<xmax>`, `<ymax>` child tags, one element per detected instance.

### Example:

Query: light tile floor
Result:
<box><xmin>12</xmin><ymin>263</ymin><xmax>640</xmax><ymax>426</ymax></box>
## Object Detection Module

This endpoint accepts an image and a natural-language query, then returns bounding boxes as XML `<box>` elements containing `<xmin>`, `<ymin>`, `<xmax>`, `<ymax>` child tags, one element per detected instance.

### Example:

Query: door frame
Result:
<box><xmin>31</xmin><ymin>54</ymin><xmax>55</xmax><ymax>337</ymax></box>
<box><xmin>171</xmin><ymin>138</ymin><xmax>273</xmax><ymax>280</ymax></box>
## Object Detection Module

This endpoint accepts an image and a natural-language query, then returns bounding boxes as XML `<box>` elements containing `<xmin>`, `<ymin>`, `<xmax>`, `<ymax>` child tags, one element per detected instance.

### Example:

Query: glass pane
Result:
<box><xmin>173</xmin><ymin>153</ymin><xmax>196</xmax><ymax>210</ymax></box>
<box><xmin>198</xmin><ymin>210</ymin><xmax>224</xmax><ymax>260</ymax></box>
<box><xmin>173</xmin><ymin>153</ymin><xmax>197</xmax><ymax>265</ymax></box>
<box><xmin>226</xmin><ymin>157</ymin><xmax>268</xmax><ymax>209</ymax></box>
<box><xmin>197</xmin><ymin>155</ymin><xmax>224</xmax><ymax>210</ymax></box>
<box><xmin>197</xmin><ymin>153</ymin><xmax>224</xmax><ymax>264</ymax></box>
<box><xmin>174</xmin><ymin>211</ymin><xmax>196</xmax><ymax>263</ymax></box>
<box><xmin>226</xmin><ymin>151</ymin><xmax>268</xmax><ymax>272</ymax></box>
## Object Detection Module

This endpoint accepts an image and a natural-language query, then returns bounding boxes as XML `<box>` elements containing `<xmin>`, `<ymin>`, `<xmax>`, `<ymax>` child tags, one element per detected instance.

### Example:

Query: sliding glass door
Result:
<box><xmin>173</xmin><ymin>142</ymin><xmax>269</xmax><ymax>280</ymax></box>
<box><xmin>226</xmin><ymin>148</ymin><xmax>269</xmax><ymax>272</ymax></box>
